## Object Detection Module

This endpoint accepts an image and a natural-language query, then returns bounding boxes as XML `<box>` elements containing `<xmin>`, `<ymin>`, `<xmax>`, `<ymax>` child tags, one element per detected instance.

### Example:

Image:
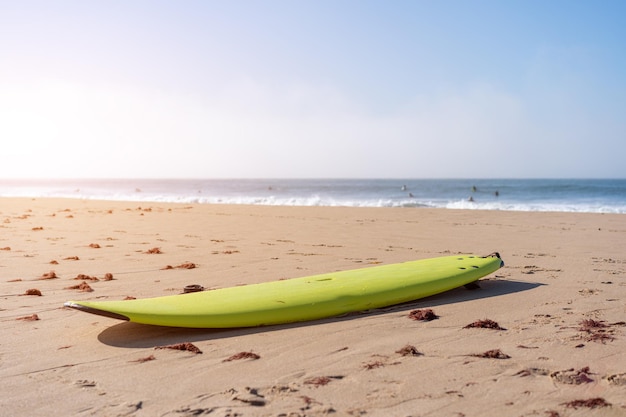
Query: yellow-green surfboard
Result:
<box><xmin>65</xmin><ymin>253</ymin><xmax>503</xmax><ymax>328</ymax></box>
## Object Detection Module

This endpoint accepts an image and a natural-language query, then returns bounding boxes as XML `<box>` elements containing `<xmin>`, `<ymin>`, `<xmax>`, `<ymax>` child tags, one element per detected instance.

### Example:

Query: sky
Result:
<box><xmin>1</xmin><ymin>0</ymin><xmax>625</xmax><ymax>179</ymax></box>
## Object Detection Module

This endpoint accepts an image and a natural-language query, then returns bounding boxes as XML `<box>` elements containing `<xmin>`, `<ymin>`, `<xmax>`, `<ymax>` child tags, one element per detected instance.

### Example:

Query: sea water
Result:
<box><xmin>1</xmin><ymin>178</ymin><xmax>625</xmax><ymax>214</ymax></box>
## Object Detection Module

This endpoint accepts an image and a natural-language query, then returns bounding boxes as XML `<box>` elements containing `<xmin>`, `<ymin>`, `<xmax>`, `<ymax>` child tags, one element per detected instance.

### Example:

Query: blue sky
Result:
<box><xmin>1</xmin><ymin>0</ymin><xmax>625</xmax><ymax>178</ymax></box>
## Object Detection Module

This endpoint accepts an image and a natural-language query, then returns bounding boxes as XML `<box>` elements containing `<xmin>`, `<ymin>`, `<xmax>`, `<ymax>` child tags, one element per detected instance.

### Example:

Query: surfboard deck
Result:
<box><xmin>64</xmin><ymin>253</ymin><xmax>503</xmax><ymax>328</ymax></box>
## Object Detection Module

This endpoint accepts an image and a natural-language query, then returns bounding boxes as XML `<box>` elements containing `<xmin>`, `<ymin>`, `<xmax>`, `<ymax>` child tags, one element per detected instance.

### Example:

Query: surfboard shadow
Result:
<box><xmin>97</xmin><ymin>278</ymin><xmax>542</xmax><ymax>348</ymax></box>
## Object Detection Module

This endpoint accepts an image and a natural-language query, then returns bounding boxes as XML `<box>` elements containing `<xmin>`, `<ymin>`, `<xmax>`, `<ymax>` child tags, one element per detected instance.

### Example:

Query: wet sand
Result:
<box><xmin>1</xmin><ymin>198</ymin><xmax>625</xmax><ymax>416</ymax></box>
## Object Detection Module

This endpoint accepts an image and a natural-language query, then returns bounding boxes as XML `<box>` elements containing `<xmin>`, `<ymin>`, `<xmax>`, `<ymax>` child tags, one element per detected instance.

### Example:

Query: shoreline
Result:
<box><xmin>3</xmin><ymin>177</ymin><xmax>625</xmax><ymax>214</ymax></box>
<box><xmin>2</xmin><ymin>194</ymin><xmax>626</xmax><ymax>214</ymax></box>
<box><xmin>1</xmin><ymin>197</ymin><xmax>625</xmax><ymax>416</ymax></box>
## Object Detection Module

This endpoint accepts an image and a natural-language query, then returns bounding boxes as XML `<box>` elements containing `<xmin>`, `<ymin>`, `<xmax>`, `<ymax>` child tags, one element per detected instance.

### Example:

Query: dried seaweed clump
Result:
<box><xmin>88</xmin><ymin>243</ymin><xmax>101</xmax><ymax>248</ymax></box>
<box><xmin>464</xmin><ymin>319</ymin><xmax>506</xmax><ymax>330</ymax></box>
<box><xmin>162</xmin><ymin>262</ymin><xmax>197</xmax><ymax>270</ymax></box>
<box><xmin>17</xmin><ymin>314</ymin><xmax>40</xmax><ymax>321</ymax></box>
<box><xmin>130</xmin><ymin>355</ymin><xmax>156</xmax><ymax>363</ymax></box>
<box><xmin>223</xmin><ymin>351</ymin><xmax>261</xmax><ymax>362</ymax></box>
<box><xmin>65</xmin><ymin>281</ymin><xmax>94</xmax><ymax>292</ymax></box>
<box><xmin>74</xmin><ymin>274</ymin><xmax>99</xmax><ymax>281</ymax></box>
<box><xmin>38</xmin><ymin>271</ymin><xmax>58</xmax><ymax>280</ymax></box>
<box><xmin>408</xmin><ymin>309</ymin><xmax>438</xmax><ymax>321</ymax></box>
<box><xmin>182</xmin><ymin>284</ymin><xmax>204</xmax><ymax>294</ymax></box>
<box><xmin>471</xmin><ymin>349</ymin><xmax>510</xmax><ymax>359</ymax></box>
<box><xmin>562</xmin><ymin>397</ymin><xmax>611</xmax><ymax>409</ymax></box>
<box><xmin>578</xmin><ymin>319</ymin><xmax>615</xmax><ymax>343</ymax></box>
<box><xmin>24</xmin><ymin>288</ymin><xmax>42</xmax><ymax>296</ymax></box>
<box><xmin>579</xmin><ymin>319</ymin><xmax>608</xmax><ymax>330</ymax></box>
<box><xmin>155</xmin><ymin>343</ymin><xmax>203</xmax><ymax>354</ymax></box>
<box><xmin>103</xmin><ymin>273</ymin><xmax>114</xmax><ymax>281</ymax></box>
<box><xmin>304</xmin><ymin>376</ymin><xmax>332</xmax><ymax>387</ymax></box>
<box><xmin>396</xmin><ymin>345</ymin><xmax>423</xmax><ymax>357</ymax></box>
<box><xmin>363</xmin><ymin>360</ymin><xmax>385</xmax><ymax>370</ymax></box>
<box><xmin>146</xmin><ymin>247</ymin><xmax>162</xmax><ymax>254</ymax></box>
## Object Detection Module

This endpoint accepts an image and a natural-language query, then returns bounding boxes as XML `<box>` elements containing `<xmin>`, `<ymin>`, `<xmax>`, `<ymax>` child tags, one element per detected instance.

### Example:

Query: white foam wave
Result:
<box><xmin>444</xmin><ymin>199</ymin><xmax>626</xmax><ymax>214</ymax></box>
<box><xmin>2</xmin><ymin>187</ymin><xmax>625</xmax><ymax>213</ymax></box>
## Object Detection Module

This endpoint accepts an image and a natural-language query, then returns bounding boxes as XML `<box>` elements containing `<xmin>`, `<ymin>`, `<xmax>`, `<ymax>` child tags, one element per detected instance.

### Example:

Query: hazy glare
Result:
<box><xmin>1</xmin><ymin>1</ymin><xmax>625</xmax><ymax>179</ymax></box>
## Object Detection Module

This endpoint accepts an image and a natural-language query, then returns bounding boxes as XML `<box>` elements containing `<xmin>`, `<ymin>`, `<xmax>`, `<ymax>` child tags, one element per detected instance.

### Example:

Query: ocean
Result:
<box><xmin>1</xmin><ymin>178</ymin><xmax>625</xmax><ymax>214</ymax></box>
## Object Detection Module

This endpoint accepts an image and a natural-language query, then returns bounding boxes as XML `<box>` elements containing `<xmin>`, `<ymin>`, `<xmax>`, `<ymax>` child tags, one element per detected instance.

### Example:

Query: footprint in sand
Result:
<box><xmin>550</xmin><ymin>367</ymin><xmax>594</xmax><ymax>385</ymax></box>
<box><xmin>606</xmin><ymin>373</ymin><xmax>626</xmax><ymax>386</ymax></box>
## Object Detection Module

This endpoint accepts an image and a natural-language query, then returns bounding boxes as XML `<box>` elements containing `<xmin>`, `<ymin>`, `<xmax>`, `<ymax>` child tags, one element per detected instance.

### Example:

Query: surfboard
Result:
<box><xmin>64</xmin><ymin>253</ymin><xmax>503</xmax><ymax>328</ymax></box>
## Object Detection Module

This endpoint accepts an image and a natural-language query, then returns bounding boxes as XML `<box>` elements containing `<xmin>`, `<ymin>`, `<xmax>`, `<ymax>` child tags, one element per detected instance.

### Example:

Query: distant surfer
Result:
<box><xmin>468</xmin><ymin>196</ymin><xmax>474</xmax><ymax>202</ymax></box>
<box><xmin>471</xmin><ymin>185</ymin><xmax>477</xmax><ymax>193</ymax></box>
<box><xmin>401</xmin><ymin>185</ymin><xmax>407</xmax><ymax>191</ymax></box>
<box><xmin>495</xmin><ymin>190</ymin><xmax>499</xmax><ymax>197</ymax></box>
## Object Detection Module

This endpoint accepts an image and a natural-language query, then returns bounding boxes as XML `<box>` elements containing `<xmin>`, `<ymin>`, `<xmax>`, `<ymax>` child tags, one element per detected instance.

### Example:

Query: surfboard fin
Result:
<box><xmin>464</xmin><ymin>281</ymin><xmax>481</xmax><ymax>290</ymax></box>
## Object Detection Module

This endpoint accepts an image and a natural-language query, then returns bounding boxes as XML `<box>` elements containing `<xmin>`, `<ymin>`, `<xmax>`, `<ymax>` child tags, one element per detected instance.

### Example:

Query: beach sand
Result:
<box><xmin>1</xmin><ymin>198</ymin><xmax>625</xmax><ymax>416</ymax></box>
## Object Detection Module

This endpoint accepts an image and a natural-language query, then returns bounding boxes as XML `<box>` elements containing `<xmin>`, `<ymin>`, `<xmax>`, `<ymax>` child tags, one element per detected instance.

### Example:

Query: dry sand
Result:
<box><xmin>1</xmin><ymin>197</ymin><xmax>625</xmax><ymax>417</ymax></box>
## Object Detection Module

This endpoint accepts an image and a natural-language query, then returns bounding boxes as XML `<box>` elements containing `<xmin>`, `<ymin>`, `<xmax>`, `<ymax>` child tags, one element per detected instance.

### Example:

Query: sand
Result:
<box><xmin>1</xmin><ymin>197</ymin><xmax>625</xmax><ymax>417</ymax></box>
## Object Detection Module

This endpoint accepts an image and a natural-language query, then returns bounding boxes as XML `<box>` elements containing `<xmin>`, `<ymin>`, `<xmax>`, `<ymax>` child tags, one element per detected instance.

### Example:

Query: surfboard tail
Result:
<box><xmin>484</xmin><ymin>251</ymin><xmax>504</xmax><ymax>267</ymax></box>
